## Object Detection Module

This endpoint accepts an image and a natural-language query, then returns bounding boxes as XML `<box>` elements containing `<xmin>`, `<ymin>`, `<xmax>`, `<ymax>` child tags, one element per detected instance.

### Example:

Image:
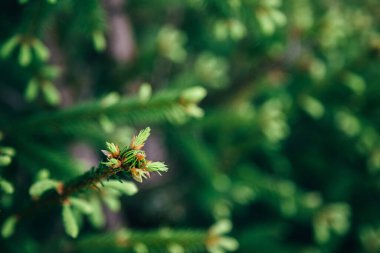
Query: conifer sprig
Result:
<box><xmin>4</xmin><ymin>86</ymin><xmax>207</xmax><ymax>139</ymax></box>
<box><xmin>101</xmin><ymin>127</ymin><xmax>168</xmax><ymax>183</ymax></box>
<box><xmin>73</xmin><ymin>220</ymin><xmax>238</xmax><ymax>253</ymax></box>
<box><xmin>130</xmin><ymin>127</ymin><xmax>151</xmax><ymax>149</ymax></box>
<box><xmin>1</xmin><ymin>127</ymin><xmax>168</xmax><ymax>238</ymax></box>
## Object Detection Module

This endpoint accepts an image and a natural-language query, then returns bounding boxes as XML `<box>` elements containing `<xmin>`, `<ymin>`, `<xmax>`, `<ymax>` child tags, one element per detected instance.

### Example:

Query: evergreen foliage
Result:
<box><xmin>0</xmin><ymin>0</ymin><xmax>380</xmax><ymax>252</ymax></box>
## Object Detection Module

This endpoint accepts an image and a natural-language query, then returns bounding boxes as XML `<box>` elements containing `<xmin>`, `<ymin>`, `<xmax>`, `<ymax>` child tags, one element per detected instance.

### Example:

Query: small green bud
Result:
<box><xmin>184</xmin><ymin>104</ymin><xmax>204</xmax><ymax>118</ymax></box>
<box><xmin>41</xmin><ymin>81</ymin><xmax>61</xmax><ymax>105</ymax></box>
<box><xmin>106</xmin><ymin>142</ymin><xmax>119</xmax><ymax>155</ymax></box>
<box><xmin>36</xmin><ymin>169</ymin><xmax>50</xmax><ymax>180</ymax></box>
<box><xmin>93</xmin><ymin>31</ymin><xmax>106</xmax><ymax>52</ymax></box>
<box><xmin>69</xmin><ymin>197</ymin><xmax>93</xmax><ymax>215</ymax></box>
<box><xmin>32</xmin><ymin>39</ymin><xmax>50</xmax><ymax>61</ymax></box>
<box><xmin>1</xmin><ymin>35</ymin><xmax>20</xmax><ymax>58</ymax></box>
<box><xmin>0</xmin><ymin>155</ymin><xmax>12</xmax><ymax>166</ymax></box>
<box><xmin>1</xmin><ymin>216</ymin><xmax>17</xmax><ymax>238</ymax></box>
<box><xmin>29</xmin><ymin>179</ymin><xmax>59</xmax><ymax>198</ymax></box>
<box><xmin>256</xmin><ymin>10</ymin><xmax>275</xmax><ymax>36</ymax></box>
<box><xmin>181</xmin><ymin>86</ymin><xmax>207</xmax><ymax>103</ymax></box>
<box><xmin>62</xmin><ymin>204</ymin><xmax>79</xmax><ymax>238</ymax></box>
<box><xmin>25</xmin><ymin>79</ymin><xmax>39</xmax><ymax>102</ymax></box>
<box><xmin>101</xmin><ymin>92</ymin><xmax>120</xmax><ymax>107</ymax></box>
<box><xmin>146</xmin><ymin>161</ymin><xmax>168</xmax><ymax>173</ymax></box>
<box><xmin>131</xmin><ymin>127</ymin><xmax>151</xmax><ymax>148</ymax></box>
<box><xmin>344</xmin><ymin>72</ymin><xmax>366</xmax><ymax>95</ymax></box>
<box><xmin>218</xmin><ymin>236</ymin><xmax>239</xmax><ymax>251</ymax></box>
<box><xmin>102</xmin><ymin>158</ymin><xmax>121</xmax><ymax>169</ymax></box>
<box><xmin>268</xmin><ymin>8</ymin><xmax>287</xmax><ymax>27</ymax></box>
<box><xmin>157</xmin><ymin>26</ymin><xmax>187</xmax><ymax>63</ymax></box>
<box><xmin>299</xmin><ymin>95</ymin><xmax>325</xmax><ymax>119</ymax></box>
<box><xmin>209</xmin><ymin>219</ymin><xmax>232</xmax><ymax>235</ymax></box>
<box><xmin>0</xmin><ymin>179</ymin><xmax>14</xmax><ymax>194</ymax></box>
<box><xmin>130</xmin><ymin>168</ymin><xmax>150</xmax><ymax>183</ymax></box>
<box><xmin>102</xmin><ymin>181</ymin><xmax>138</xmax><ymax>196</ymax></box>
<box><xmin>168</xmin><ymin>243</ymin><xmax>185</xmax><ymax>253</ymax></box>
<box><xmin>19</xmin><ymin>43</ymin><xmax>32</xmax><ymax>66</ymax></box>
<box><xmin>138</xmin><ymin>83</ymin><xmax>152</xmax><ymax>103</ymax></box>
<box><xmin>229</xmin><ymin>19</ymin><xmax>246</xmax><ymax>40</ymax></box>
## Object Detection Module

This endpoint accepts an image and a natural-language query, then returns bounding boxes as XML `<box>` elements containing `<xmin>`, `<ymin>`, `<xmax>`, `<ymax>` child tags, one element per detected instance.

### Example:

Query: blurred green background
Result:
<box><xmin>1</xmin><ymin>0</ymin><xmax>380</xmax><ymax>252</ymax></box>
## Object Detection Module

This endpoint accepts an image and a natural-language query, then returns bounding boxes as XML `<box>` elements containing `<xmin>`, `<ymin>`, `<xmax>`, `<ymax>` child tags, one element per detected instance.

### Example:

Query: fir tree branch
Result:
<box><xmin>2</xmin><ymin>86</ymin><xmax>206</xmax><ymax>139</ymax></box>
<box><xmin>72</xmin><ymin>220</ymin><xmax>238</xmax><ymax>253</ymax></box>
<box><xmin>2</xmin><ymin>127</ymin><xmax>168</xmax><ymax>238</ymax></box>
<box><xmin>74</xmin><ymin>229</ymin><xmax>208</xmax><ymax>253</ymax></box>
